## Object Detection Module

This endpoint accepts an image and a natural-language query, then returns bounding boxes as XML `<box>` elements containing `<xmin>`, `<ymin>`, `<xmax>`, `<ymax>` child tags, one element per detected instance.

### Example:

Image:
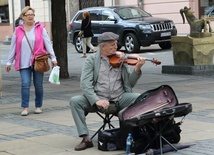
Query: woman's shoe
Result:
<box><xmin>35</xmin><ymin>108</ymin><xmax>42</xmax><ymax>114</ymax></box>
<box><xmin>81</xmin><ymin>55</ymin><xmax>87</xmax><ymax>58</ymax></box>
<box><xmin>21</xmin><ymin>109</ymin><xmax>28</xmax><ymax>116</ymax></box>
<box><xmin>92</xmin><ymin>49</ymin><xmax>97</xmax><ymax>53</ymax></box>
<box><xmin>89</xmin><ymin>49</ymin><xmax>97</xmax><ymax>53</ymax></box>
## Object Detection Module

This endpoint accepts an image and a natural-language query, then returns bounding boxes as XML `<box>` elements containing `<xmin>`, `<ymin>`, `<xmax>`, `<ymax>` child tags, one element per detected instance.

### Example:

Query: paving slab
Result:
<box><xmin>1</xmin><ymin>43</ymin><xmax>214</xmax><ymax>154</ymax></box>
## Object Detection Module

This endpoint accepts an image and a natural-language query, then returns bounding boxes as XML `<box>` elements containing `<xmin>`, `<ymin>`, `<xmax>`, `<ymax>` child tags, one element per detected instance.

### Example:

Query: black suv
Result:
<box><xmin>68</xmin><ymin>6</ymin><xmax>177</xmax><ymax>53</ymax></box>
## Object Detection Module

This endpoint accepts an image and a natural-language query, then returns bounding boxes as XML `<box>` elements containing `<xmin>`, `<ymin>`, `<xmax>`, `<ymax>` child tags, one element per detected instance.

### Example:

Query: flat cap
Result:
<box><xmin>97</xmin><ymin>32</ymin><xmax>119</xmax><ymax>44</ymax></box>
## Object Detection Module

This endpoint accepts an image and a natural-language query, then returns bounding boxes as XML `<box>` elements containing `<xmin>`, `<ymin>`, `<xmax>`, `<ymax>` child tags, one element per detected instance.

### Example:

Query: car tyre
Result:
<box><xmin>124</xmin><ymin>33</ymin><xmax>140</xmax><ymax>53</ymax></box>
<box><xmin>74</xmin><ymin>35</ymin><xmax>83</xmax><ymax>53</ymax></box>
<box><xmin>159</xmin><ymin>42</ymin><xmax>172</xmax><ymax>49</ymax></box>
<box><xmin>74</xmin><ymin>35</ymin><xmax>90</xmax><ymax>53</ymax></box>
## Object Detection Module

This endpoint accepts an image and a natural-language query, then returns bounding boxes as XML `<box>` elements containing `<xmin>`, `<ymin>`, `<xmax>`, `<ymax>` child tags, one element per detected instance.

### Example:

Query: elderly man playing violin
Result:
<box><xmin>69</xmin><ymin>32</ymin><xmax>146</xmax><ymax>151</ymax></box>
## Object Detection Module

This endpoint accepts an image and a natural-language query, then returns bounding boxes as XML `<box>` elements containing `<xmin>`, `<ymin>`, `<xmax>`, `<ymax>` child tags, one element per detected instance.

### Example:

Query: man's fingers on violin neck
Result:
<box><xmin>137</xmin><ymin>56</ymin><xmax>145</xmax><ymax>60</ymax></box>
<box><xmin>136</xmin><ymin>58</ymin><xmax>145</xmax><ymax>65</ymax></box>
<box><xmin>136</xmin><ymin>57</ymin><xmax>142</xmax><ymax>61</ymax></box>
<box><xmin>140</xmin><ymin>57</ymin><xmax>146</xmax><ymax>62</ymax></box>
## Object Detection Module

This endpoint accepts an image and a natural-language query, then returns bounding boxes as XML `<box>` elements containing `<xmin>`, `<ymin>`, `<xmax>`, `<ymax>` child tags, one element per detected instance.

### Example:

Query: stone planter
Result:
<box><xmin>171</xmin><ymin>35</ymin><xmax>214</xmax><ymax>66</ymax></box>
<box><xmin>162</xmin><ymin>34</ymin><xmax>214</xmax><ymax>75</ymax></box>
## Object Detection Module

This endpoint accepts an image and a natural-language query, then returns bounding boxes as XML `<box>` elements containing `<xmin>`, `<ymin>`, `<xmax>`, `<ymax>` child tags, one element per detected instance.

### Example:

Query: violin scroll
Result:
<box><xmin>148</xmin><ymin>58</ymin><xmax>161</xmax><ymax>65</ymax></box>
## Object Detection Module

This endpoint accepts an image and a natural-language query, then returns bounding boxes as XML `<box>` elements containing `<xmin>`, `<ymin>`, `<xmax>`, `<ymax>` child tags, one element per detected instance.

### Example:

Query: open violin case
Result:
<box><xmin>118</xmin><ymin>85</ymin><xmax>192</xmax><ymax>154</ymax></box>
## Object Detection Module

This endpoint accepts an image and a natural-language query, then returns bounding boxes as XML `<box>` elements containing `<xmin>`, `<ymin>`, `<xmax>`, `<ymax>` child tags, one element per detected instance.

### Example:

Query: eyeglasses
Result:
<box><xmin>24</xmin><ymin>14</ymin><xmax>35</xmax><ymax>17</ymax></box>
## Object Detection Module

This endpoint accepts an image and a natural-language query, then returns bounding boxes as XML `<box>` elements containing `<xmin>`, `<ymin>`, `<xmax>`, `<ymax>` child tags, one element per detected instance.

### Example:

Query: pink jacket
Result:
<box><xmin>14</xmin><ymin>23</ymin><xmax>47</xmax><ymax>71</ymax></box>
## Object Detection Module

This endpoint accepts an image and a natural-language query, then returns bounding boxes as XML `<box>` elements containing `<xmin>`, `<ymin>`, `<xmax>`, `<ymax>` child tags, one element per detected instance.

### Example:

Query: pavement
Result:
<box><xmin>0</xmin><ymin>42</ymin><xmax>214</xmax><ymax>155</ymax></box>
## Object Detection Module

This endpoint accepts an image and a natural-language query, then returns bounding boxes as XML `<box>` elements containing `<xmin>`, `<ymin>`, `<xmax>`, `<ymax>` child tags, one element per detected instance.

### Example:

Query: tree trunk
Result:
<box><xmin>51</xmin><ymin>0</ymin><xmax>69</xmax><ymax>78</ymax></box>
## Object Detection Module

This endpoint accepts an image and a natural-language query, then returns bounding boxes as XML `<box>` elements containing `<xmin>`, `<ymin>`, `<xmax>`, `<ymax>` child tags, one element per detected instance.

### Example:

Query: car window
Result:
<box><xmin>114</xmin><ymin>7</ymin><xmax>151</xmax><ymax>19</ymax></box>
<box><xmin>89</xmin><ymin>10</ymin><xmax>101</xmax><ymax>21</ymax></box>
<box><xmin>101</xmin><ymin>10</ymin><xmax>115</xmax><ymax>21</ymax></box>
<box><xmin>75</xmin><ymin>10</ymin><xmax>102</xmax><ymax>21</ymax></box>
<box><xmin>75</xmin><ymin>13</ymin><xmax>83</xmax><ymax>21</ymax></box>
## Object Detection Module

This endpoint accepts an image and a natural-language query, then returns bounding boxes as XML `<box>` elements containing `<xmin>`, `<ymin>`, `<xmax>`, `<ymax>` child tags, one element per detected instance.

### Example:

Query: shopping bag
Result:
<box><xmin>48</xmin><ymin>66</ymin><xmax>60</xmax><ymax>85</ymax></box>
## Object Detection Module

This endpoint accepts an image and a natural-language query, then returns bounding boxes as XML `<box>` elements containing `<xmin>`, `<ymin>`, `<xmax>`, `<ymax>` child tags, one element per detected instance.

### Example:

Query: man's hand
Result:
<box><xmin>135</xmin><ymin>57</ymin><xmax>146</xmax><ymax>73</ymax></box>
<box><xmin>96</xmin><ymin>100</ymin><xmax>110</xmax><ymax>110</ymax></box>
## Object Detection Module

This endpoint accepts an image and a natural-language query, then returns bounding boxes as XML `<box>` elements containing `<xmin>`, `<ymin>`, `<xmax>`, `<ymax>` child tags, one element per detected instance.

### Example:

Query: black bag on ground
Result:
<box><xmin>98</xmin><ymin>128</ymin><xmax>122</xmax><ymax>151</ymax></box>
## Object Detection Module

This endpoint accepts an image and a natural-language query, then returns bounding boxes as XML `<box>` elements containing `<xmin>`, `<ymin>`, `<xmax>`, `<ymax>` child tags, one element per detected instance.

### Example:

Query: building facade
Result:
<box><xmin>0</xmin><ymin>0</ymin><xmax>214</xmax><ymax>41</ymax></box>
<box><xmin>0</xmin><ymin>0</ymin><xmax>52</xmax><ymax>41</ymax></box>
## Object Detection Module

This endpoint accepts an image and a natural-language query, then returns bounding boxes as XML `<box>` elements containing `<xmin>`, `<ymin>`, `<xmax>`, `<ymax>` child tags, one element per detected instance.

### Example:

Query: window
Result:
<box><xmin>76</xmin><ymin>13</ymin><xmax>83</xmax><ymax>21</ymax></box>
<box><xmin>89</xmin><ymin>10</ymin><xmax>101</xmax><ymax>21</ymax></box>
<box><xmin>101</xmin><ymin>10</ymin><xmax>114</xmax><ymax>21</ymax></box>
<box><xmin>114</xmin><ymin>7</ymin><xmax>150</xmax><ymax>20</ymax></box>
<box><xmin>200</xmin><ymin>0</ymin><xmax>214</xmax><ymax>18</ymax></box>
<box><xmin>75</xmin><ymin>10</ymin><xmax>101</xmax><ymax>21</ymax></box>
<box><xmin>0</xmin><ymin>0</ymin><xmax>9</xmax><ymax>23</ymax></box>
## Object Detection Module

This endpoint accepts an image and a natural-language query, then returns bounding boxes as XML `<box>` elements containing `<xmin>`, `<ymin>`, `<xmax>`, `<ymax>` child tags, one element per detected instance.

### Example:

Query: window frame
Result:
<box><xmin>199</xmin><ymin>0</ymin><xmax>214</xmax><ymax>20</ymax></box>
<box><xmin>0</xmin><ymin>1</ymin><xmax>9</xmax><ymax>24</ymax></box>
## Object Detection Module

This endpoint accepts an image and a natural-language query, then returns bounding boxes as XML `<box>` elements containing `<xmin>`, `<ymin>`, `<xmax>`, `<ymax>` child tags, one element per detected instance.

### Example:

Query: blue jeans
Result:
<box><xmin>19</xmin><ymin>67</ymin><xmax>44</xmax><ymax>108</ymax></box>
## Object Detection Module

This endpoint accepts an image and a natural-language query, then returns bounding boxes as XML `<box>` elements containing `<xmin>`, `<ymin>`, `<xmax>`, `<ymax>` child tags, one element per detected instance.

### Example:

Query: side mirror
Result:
<box><xmin>108</xmin><ymin>16</ymin><xmax>116</xmax><ymax>20</ymax></box>
<box><xmin>108</xmin><ymin>16</ymin><xmax>117</xmax><ymax>23</ymax></box>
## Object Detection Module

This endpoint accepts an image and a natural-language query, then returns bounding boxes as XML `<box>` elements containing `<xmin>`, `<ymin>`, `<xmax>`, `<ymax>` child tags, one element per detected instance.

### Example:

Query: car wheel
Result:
<box><xmin>159</xmin><ymin>42</ymin><xmax>172</xmax><ymax>49</ymax></box>
<box><xmin>124</xmin><ymin>33</ymin><xmax>140</xmax><ymax>53</ymax></box>
<box><xmin>74</xmin><ymin>35</ymin><xmax>83</xmax><ymax>53</ymax></box>
<box><xmin>74</xmin><ymin>35</ymin><xmax>90</xmax><ymax>53</ymax></box>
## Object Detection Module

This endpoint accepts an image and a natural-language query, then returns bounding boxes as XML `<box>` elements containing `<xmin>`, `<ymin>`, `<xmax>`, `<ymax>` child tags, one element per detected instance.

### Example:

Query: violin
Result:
<box><xmin>109</xmin><ymin>54</ymin><xmax>161</xmax><ymax>67</ymax></box>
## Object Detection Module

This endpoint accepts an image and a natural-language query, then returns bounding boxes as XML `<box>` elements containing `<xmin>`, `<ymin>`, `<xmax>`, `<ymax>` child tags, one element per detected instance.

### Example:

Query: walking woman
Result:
<box><xmin>79</xmin><ymin>11</ymin><xmax>96</xmax><ymax>58</ymax></box>
<box><xmin>5</xmin><ymin>6</ymin><xmax>57</xmax><ymax>116</ymax></box>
